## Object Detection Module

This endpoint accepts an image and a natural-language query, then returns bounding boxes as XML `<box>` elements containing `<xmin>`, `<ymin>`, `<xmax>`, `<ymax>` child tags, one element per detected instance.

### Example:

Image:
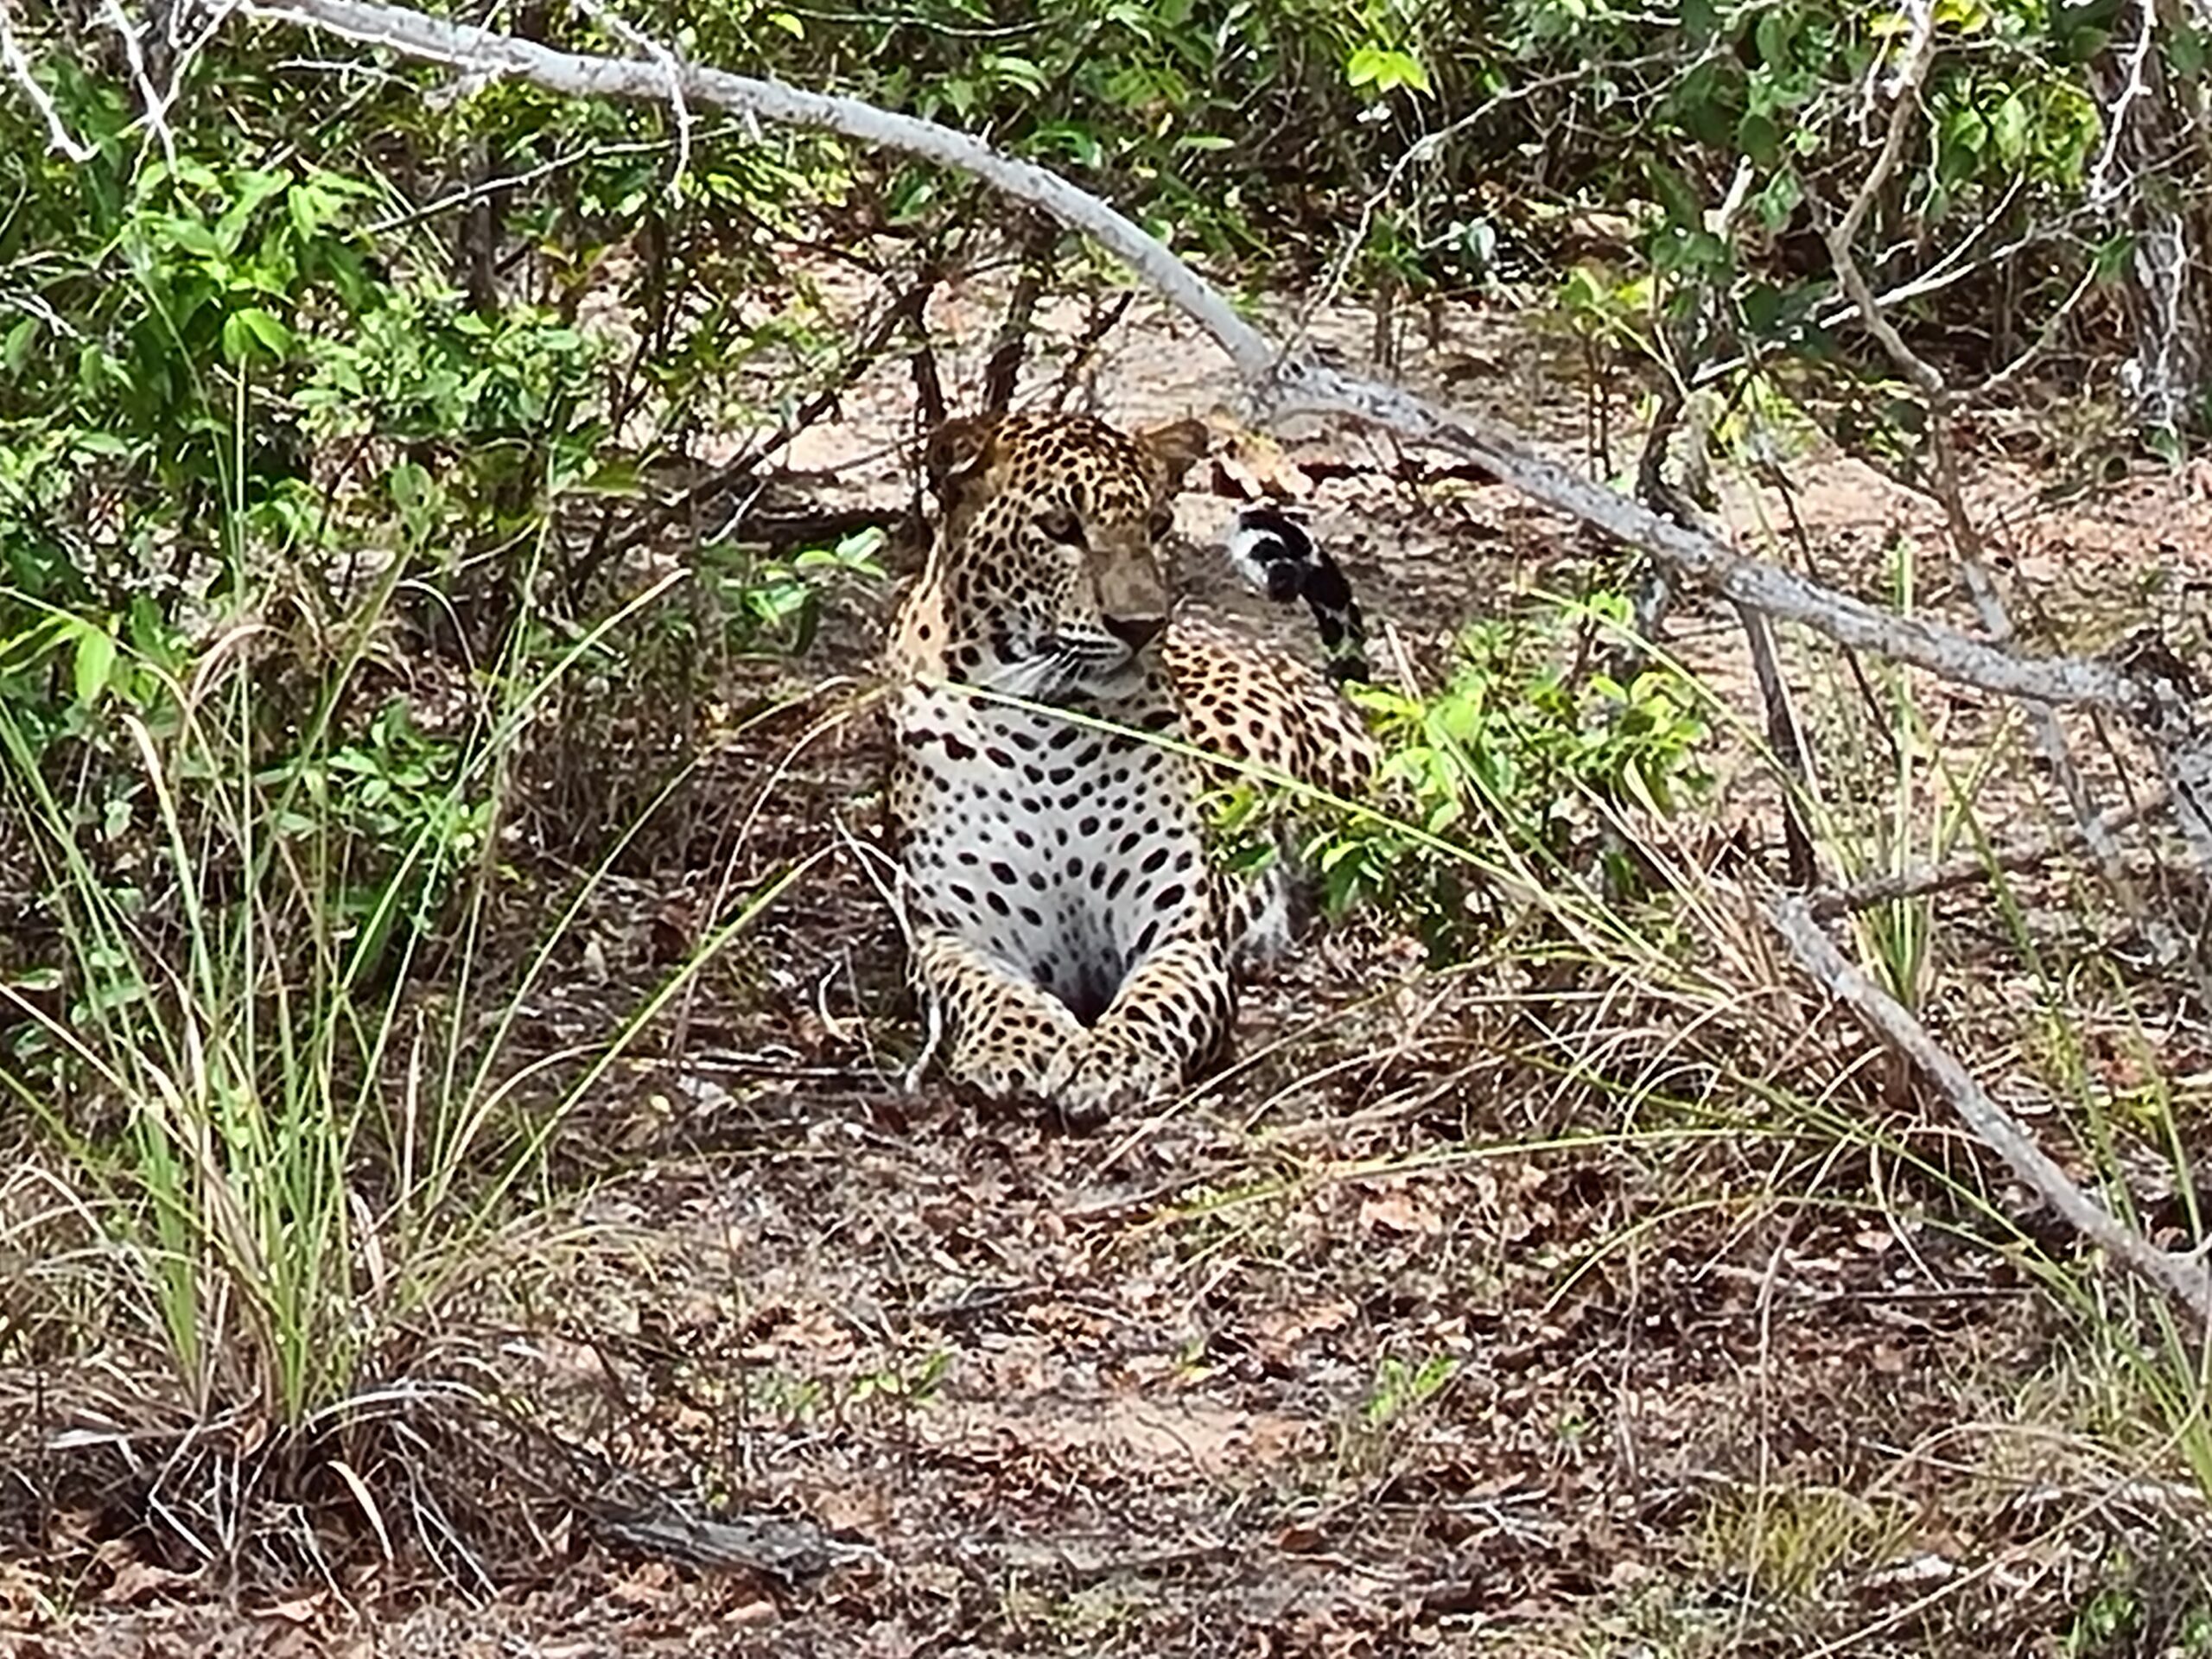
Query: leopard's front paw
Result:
<box><xmin>1046</xmin><ymin>1030</ymin><xmax>1184</xmax><ymax>1130</ymax></box>
<box><xmin>944</xmin><ymin>1002</ymin><xmax>1084</xmax><ymax>1104</ymax></box>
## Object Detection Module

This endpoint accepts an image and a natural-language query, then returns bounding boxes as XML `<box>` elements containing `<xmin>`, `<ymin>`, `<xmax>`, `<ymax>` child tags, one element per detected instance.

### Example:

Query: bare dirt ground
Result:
<box><xmin>12</xmin><ymin>277</ymin><xmax>2212</xmax><ymax>1657</ymax></box>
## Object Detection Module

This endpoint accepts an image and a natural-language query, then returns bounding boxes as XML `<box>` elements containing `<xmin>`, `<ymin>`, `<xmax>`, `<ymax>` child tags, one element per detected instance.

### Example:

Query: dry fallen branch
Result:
<box><xmin>1770</xmin><ymin>896</ymin><xmax>2212</xmax><ymax>1332</ymax></box>
<box><xmin>591</xmin><ymin>1498</ymin><xmax>875</xmax><ymax>1580</ymax></box>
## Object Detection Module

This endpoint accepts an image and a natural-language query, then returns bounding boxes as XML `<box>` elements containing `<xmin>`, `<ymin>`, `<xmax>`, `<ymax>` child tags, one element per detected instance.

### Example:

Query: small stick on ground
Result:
<box><xmin>1809</xmin><ymin>788</ymin><xmax>2170</xmax><ymax>918</ymax></box>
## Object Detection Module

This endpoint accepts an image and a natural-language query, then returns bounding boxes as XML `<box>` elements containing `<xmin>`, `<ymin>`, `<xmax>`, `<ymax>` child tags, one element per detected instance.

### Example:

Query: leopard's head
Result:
<box><xmin>914</xmin><ymin>410</ymin><xmax>1209</xmax><ymax>699</ymax></box>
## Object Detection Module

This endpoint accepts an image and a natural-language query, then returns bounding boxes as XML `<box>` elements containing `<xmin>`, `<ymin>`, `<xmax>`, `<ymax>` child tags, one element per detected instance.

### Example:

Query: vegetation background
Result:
<box><xmin>3</xmin><ymin>0</ymin><xmax>2212</xmax><ymax>1650</ymax></box>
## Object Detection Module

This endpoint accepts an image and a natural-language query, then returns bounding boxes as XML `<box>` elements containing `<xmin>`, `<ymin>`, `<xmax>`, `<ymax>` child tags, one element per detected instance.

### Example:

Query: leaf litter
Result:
<box><xmin>10</xmin><ymin>278</ymin><xmax>2212</xmax><ymax>1655</ymax></box>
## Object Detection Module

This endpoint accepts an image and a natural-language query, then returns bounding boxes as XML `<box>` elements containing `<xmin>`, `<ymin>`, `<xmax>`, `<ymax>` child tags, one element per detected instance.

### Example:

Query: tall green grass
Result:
<box><xmin>0</xmin><ymin>551</ymin><xmax>809</xmax><ymax>1429</ymax></box>
<box><xmin>1766</xmin><ymin>513</ymin><xmax>2212</xmax><ymax>1497</ymax></box>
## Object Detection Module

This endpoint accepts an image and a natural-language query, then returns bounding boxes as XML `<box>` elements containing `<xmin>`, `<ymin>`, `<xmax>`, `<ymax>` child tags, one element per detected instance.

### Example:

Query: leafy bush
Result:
<box><xmin>706</xmin><ymin>526</ymin><xmax>890</xmax><ymax>656</ymax></box>
<box><xmin>1213</xmin><ymin>594</ymin><xmax>1712</xmax><ymax>961</ymax></box>
<box><xmin>0</xmin><ymin>538</ymin><xmax>810</xmax><ymax>1424</ymax></box>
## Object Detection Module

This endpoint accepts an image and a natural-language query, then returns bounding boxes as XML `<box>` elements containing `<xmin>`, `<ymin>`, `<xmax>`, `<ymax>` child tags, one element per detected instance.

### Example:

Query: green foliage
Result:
<box><xmin>253</xmin><ymin>694</ymin><xmax>493</xmax><ymax>969</ymax></box>
<box><xmin>1525</xmin><ymin>0</ymin><xmax>2136</xmax><ymax>463</ymax></box>
<box><xmin>1304</xmin><ymin>594</ymin><xmax>1710</xmax><ymax>957</ymax></box>
<box><xmin>2057</xmin><ymin>1545</ymin><xmax>2212</xmax><ymax>1657</ymax></box>
<box><xmin>0</xmin><ymin>25</ymin><xmax>877</xmax><ymax>1426</ymax></box>
<box><xmin>1361</xmin><ymin>1350</ymin><xmax>1455</xmax><ymax>1429</ymax></box>
<box><xmin>1345</xmin><ymin>44</ymin><xmax>1433</xmax><ymax>98</ymax></box>
<box><xmin>1328</xmin><ymin>1348</ymin><xmax>1458</xmax><ymax>1479</ymax></box>
<box><xmin>703</xmin><ymin>526</ymin><xmax>889</xmax><ymax>655</ymax></box>
<box><xmin>0</xmin><ymin>562</ymin><xmax>809</xmax><ymax>1424</ymax></box>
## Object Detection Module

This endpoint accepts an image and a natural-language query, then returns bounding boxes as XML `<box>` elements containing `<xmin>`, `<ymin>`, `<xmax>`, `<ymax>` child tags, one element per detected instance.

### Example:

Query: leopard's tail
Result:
<box><xmin>1224</xmin><ymin>506</ymin><xmax>1370</xmax><ymax>686</ymax></box>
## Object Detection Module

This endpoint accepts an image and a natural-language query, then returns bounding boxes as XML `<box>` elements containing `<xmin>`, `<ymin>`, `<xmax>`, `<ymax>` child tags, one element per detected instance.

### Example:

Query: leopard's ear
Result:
<box><xmin>924</xmin><ymin>415</ymin><xmax>999</xmax><ymax>493</ymax></box>
<box><xmin>1135</xmin><ymin>418</ymin><xmax>1211</xmax><ymax>489</ymax></box>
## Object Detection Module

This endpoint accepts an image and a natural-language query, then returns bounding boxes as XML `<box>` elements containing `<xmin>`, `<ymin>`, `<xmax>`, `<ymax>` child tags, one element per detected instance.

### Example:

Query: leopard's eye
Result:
<box><xmin>1147</xmin><ymin>509</ymin><xmax>1175</xmax><ymax>540</ymax></box>
<box><xmin>1037</xmin><ymin>507</ymin><xmax>1085</xmax><ymax>546</ymax></box>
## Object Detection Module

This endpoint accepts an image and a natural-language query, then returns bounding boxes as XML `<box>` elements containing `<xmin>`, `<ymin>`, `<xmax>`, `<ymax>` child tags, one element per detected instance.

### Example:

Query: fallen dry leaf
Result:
<box><xmin>1357</xmin><ymin>1186</ymin><xmax>1441</xmax><ymax>1236</ymax></box>
<box><xmin>93</xmin><ymin>1541</ymin><xmax>196</xmax><ymax>1608</ymax></box>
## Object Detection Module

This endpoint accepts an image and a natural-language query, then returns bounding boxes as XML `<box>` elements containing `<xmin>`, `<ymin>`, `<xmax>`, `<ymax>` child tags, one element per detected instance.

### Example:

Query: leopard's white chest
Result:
<box><xmin>892</xmin><ymin>682</ymin><xmax>1209</xmax><ymax>1024</ymax></box>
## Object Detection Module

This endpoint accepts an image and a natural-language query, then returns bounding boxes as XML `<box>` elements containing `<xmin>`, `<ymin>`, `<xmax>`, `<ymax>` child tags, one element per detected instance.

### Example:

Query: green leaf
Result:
<box><xmin>72</xmin><ymin>621</ymin><xmax>117</xmax><ymax>707</ymax></box>
<box><xmin>1753</xmin><ymin>8</ymin><xmax>1796</xmax><ymax>66</ymax></box>
<box><xmin>1</xmin><ymin>315</ymin><xmax>35</xmax><ymax>374</ymax></box>
<box><xmin>1645</xmin><ymin>161</ymin><xmax>1704</xmax><ymax>232</ymax></box>
<box><xmin>2167</xmin><ymin>22</ymin><xmax>2207</xmax><ymax>79</ymax></box>
<box><xmin>239</xmin><ymin>306</ymin><xmax>293</xmax><ymax>357</ymax></box>
<box><xmin>1346</xmin><ymin>44</ymin><xmax>1432</xmax><ymax>95</ymax></box>
<box><xmin>1040</xmin><ymin>123</ymin><xmax>1105</xmax><ymax>167</ymax></box>
<box><xmin>982</xmin><ymin>53</ymin><xmax>1050</xmax><ymax>96</ymax></box>
<box><xmin>1741</xmin><ymin>283</ymin><xmax>1786</xmax><ymax>338</ymax></box>
<box><xmin>1991</xmin><ymin>93</ymin><xmax>2030</xmax><ymax>162</ymax></box>
<box><xmin>1737</xmin><ymin>111</ymin><xmax>1780</xmax><ymax>169</ymax></box>
<box><xmin>213</xmin><ymin>168</ymin><xmax>289</xmax><ymax>252</ymax></box>
<box><xmin>1753</xmin><ymin>168</ymin><xmax>1803</xmax><ymax>232</ymax></box>
<box><xmin>1670</xmin><ymin>60</ymin><xmax>1738</xmax><ymax>147</ymax></box>
<box><xmin>162</xmin><ymin>218</ymin><xmax>225</xmax><ymax>261</ymax></box>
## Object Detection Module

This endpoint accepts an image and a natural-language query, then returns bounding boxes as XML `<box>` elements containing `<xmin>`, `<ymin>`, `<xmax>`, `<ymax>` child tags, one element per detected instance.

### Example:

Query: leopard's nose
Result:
<box><xmin>1102</xmin><ymin>613</ymin><xmax>1166</xmax><ymax>653</ymax></box>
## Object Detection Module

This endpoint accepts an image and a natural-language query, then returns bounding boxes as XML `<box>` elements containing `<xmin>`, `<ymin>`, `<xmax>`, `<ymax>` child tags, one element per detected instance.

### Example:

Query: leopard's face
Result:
<box><xmin>898</xmin><ymin>411</ymin><xmax>1210</xmax><ymax>702</ymax></box>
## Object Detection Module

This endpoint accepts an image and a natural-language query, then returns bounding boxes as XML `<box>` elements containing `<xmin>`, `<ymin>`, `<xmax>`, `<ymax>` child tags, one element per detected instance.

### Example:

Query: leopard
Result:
<box><xmin>885</xmin><ymin>408</ymin><xmax>1376</xmax><ymax>1126</ymax></box>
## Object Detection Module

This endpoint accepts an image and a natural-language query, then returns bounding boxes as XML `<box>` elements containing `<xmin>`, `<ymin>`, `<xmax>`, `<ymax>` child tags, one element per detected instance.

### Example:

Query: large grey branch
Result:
<box><xmin>1771</xmin><ymin>897</ymin><xmax>2212</xmax><ymax>1331</ymax></box>
<box><xmin>238</xmin><ymin>0</ymin><xmax>2171</xmax><ymax>723</ymax></box>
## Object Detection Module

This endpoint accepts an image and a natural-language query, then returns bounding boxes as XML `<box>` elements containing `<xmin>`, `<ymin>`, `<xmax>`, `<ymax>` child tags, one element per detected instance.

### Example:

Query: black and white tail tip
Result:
<box><xmin>1225</xmin><ymin>506</ymin><xmax>1370</xmax><ymax>685</ymax></box>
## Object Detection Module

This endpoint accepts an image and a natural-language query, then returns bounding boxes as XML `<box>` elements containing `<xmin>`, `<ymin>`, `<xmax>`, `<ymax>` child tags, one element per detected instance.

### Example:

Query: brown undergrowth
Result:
<box><xmin>8</xmin><ymin>296</ymin><xmax>2212</xmax><ymax>1655</ymax></box>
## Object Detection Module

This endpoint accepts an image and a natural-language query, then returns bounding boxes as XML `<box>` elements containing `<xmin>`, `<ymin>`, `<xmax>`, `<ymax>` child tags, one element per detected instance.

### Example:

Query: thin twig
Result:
<box><xmin>1046</xmin><ymin>289</ymin><xmax>1135</xmax><ymax>413</ymax></box>
<box><xmin>1635</xmin><ymin>154</ymin><xmax>1817</xmax><ymax>889</ymax></box>
<box><xmin>1808</xmin><ymin>787</ymin><xmax>2169</xmax><ymax>919</ymax></box>
<box><xmin>981</xmin><ymin>211</ymin><xmax>1056</xmax><ymax>416</ymax></box>
<box><xmin>97</xmin><ymin>0</ymin><xmax>179</xmax><ymax>169</ymax></box>
<box><xmin>567</xmin><ymin>0</ymin><xmax>690</xmax><ymax>194</ymax></box>
<box><xmin>1821</xmin><ymin>10</ymin><xmax>2206</xmax><ymax>914</ymax></box>
<box><xmin>601</xmin><ymin>271</ymin><xmax>938</xmax><ymax>564</ymax></box>
<box><xmin>0</xmin><ymin>0</ymin><xmax>96</xmax><ymax>159</ymax></box>
<box><xmin>1738</xmin><ymin>603</ymin><xmax>1818</xmax><ymax>887</ymax></box>
<box><xmin>2088</xmin><ymin>0</ymin><xmax>2159</xmax><ymax>207</ymax></box>
<box><xmin>367</xmin><ymin>128</ymin><xmax>707</xmax><ymax>234</ymax></box>
<box><xmin>1688</xmin><ymin>190</ymin><xmax>2114</xmax><ymax>393</ymax></box>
